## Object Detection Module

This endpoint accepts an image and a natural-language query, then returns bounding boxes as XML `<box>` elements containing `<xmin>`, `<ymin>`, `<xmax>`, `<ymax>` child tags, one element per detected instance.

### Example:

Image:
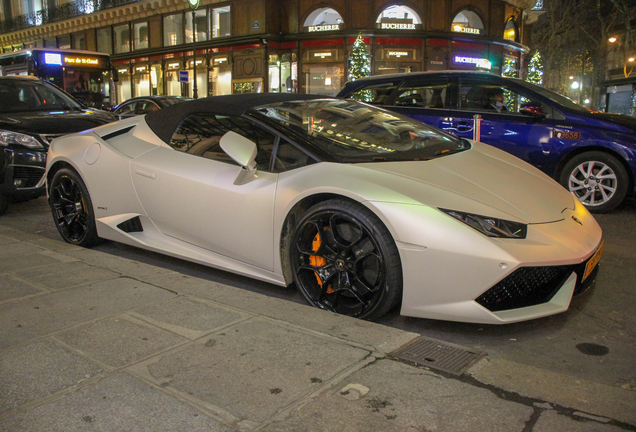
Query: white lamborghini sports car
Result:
<box><xmin>43</xmin><ymin>94</ymin><xmax>604</xmax><ymax>324</ymax></box>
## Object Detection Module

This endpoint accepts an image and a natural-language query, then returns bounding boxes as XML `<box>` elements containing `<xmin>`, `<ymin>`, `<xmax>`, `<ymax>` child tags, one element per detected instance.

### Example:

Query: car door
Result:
<box><xmin>445</xmin><ymin>77</ymin><xmax>555</xmax><ymax>171</ymax></box>
<box><xmin>383</xmin><ymin>76</ymin><xmax>452</xmax><ymax>130</ymax></box>
<box><xmin>130</xmin><ymin>113</ymin><xmax>278</xmax><ymax>271</ymax></box>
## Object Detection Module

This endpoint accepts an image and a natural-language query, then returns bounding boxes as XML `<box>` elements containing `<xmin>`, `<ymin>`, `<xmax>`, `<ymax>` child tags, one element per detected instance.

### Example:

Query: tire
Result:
<box><xmin>0</xmin><ymin>196</ymin><xmax>8</xmax><ymax>216</ymax></box>
<box><xmin>290</xmin><ymin>198</ymin><xmax>403</xmax><ymax>320</ymax></box>
<box><xmin>559</xmin><ymin>151</ymin><xmax>629</xmax><ymax>213</ymax></box>
<box><xmin>49</xmin><ymin>168</ymin><xmax>101</xmax><ymax>247</ymax></box>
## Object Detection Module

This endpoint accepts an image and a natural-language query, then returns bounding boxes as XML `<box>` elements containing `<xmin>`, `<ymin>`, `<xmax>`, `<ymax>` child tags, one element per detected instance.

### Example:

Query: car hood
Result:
<box><xmin>0</xmin><ymin>109</ymin><xmax>117</xmax><ymax>135</ymax></box>
<box><xmin>366</xmin><ymin>142</ymin><xmax>575</xmax><ymax>224</ymax></box>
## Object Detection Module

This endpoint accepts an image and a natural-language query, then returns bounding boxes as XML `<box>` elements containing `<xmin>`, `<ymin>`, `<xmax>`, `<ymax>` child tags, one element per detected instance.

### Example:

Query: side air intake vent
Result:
<box><xmin>117</xmin><ymin>216</ymin><xmax>143</xmax><ymax>233</ymax></box>
<box><xmin>101</xmin><ymin>126</ymin><xmax>135</xmax><ymax>142</ymax></box>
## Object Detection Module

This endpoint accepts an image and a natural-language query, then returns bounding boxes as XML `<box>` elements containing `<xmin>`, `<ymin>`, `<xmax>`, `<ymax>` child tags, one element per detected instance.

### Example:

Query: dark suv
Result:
<box><xmin>338</xmin><ymin>71</ymin><xmax>636</xmax><ymax>213</ymax></box>
<box><xmin>0</xmin><ymin>76</ymin><xmax>117</xmax><ymax>215</ymax></box>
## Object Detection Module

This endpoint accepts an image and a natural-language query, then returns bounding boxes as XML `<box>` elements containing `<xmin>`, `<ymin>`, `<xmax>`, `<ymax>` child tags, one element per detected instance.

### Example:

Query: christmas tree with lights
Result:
<box><xmin>348</xmin><ymin>33</ymin><xmax>371</xmax><ymax>80</ymax></box>
<box><xmin>527</xmin><ymin>51</ymin><xmax>544</xmax><ymax>85</ymax></box>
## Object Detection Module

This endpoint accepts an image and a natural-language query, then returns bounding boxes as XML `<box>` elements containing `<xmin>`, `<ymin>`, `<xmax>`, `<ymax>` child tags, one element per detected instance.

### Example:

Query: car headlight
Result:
<box><xmin>0</xmin><ymin>130</ymin><xmax>45</xmax><ymax>150</ymax></box>
<box><xmin>440</xmin><ymin>208</ymin><xmax>527</xmax><ymax>239</ymax></box>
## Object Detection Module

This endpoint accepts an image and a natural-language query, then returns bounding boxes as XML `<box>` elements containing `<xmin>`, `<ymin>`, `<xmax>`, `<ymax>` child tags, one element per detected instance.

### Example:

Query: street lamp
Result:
<box><xmin>188</xmin><ymin>0</ymin><xmax>199</xmax><ymax>98</ymax></box>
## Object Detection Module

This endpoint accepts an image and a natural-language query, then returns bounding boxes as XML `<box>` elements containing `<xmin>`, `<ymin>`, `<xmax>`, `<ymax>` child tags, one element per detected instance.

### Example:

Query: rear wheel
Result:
<box><xmin>49</xmin><ymin>168</ymin><xmax>100</xmax><ymax>247</ymax></box>
<box><xmin>560</xmin><ymin>151</ymin><xmax>629</xmax><ymax>213</ymax></box>
<box><xmin>290</xmin><ymin>199</ymin><xmax>402</xmax><ymax>320</ymax></box>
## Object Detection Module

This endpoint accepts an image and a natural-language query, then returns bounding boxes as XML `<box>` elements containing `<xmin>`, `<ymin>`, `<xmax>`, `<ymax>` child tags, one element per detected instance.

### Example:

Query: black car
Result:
<box><xmin>0</xmin><ymin>76</ymin><xmax>117</xmax><ymax>215</ymax></box>
<box><xmin>338</xmin><ymin>71</ymin><xmax>636</xmax><ymax>213</ymax></box>
<box><xmin>112</xmin><ymin>96</ymin><xmax>193</xmax><ymax>119</ymax></box>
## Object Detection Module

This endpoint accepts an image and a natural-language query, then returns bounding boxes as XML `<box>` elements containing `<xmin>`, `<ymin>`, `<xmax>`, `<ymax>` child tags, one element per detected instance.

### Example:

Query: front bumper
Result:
<box><xmin>1</xmin><ymin>147</ymin><xmax>47</xmax><ymax>200</ymax></box>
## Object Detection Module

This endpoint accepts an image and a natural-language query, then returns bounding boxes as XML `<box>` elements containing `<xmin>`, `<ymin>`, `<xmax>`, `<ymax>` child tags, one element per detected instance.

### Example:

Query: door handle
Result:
<box><xmin>135</xmin><ymin>167</ymin><xmax>156</xmax><ymax>180</ymax></box>
<box><xmin>451</xmin><ymin>121</ymin><xmax>473</xmax><ymax>132</ymax></box>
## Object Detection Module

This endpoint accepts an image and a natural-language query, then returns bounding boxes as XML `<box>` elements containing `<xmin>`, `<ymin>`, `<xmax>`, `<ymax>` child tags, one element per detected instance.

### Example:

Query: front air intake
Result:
<box><xmin>476</xmin><ymin>265</ymin><xmax>575</xmax><ymax>312</ymax></box>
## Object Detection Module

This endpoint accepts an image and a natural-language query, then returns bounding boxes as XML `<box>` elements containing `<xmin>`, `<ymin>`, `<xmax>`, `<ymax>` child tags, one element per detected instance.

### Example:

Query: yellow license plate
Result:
<box><xmin>583</xmin><ymin>241</ymin><xmax>604</xmax><ymax>281</ymax></box>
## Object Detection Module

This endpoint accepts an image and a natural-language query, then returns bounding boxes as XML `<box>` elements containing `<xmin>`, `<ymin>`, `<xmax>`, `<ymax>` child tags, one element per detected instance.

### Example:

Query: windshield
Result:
<box><xmin>0</xmin><ymin>79</ymin><xmax>83</xmax><ymax>113</ymax></box>
<box><xmin>253</xmin><ymin>99</ymin><xmax>469</xmax><ymax>162</ymax></box>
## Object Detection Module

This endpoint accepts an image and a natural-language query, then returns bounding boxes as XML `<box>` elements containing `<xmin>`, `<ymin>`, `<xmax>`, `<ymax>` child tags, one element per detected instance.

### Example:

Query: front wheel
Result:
<box><xmin>290</xmin><ymin>199</ymin><xmax>402</xmax><ymax>320</ymax></box>
<box><xmin>0</xmin><ymin>196</ymin><xmax>8</xmax><ymax>216</ymax></box>
<box><xmin>560</xmin><ymin>152</ymin><xmax>629</xmax><ymax>213</ymax></box>
<box><xmin>49</xmin><ymin>168</ymin><xmax>100</xmax><ymax>247</ymax></box>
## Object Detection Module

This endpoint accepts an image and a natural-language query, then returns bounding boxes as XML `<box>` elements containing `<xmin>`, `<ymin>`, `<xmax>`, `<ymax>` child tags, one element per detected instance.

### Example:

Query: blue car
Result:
<box><xmin>337</xmin><ymin>71</ymin><xmax>636</xmax><ymax>213</ymax></box>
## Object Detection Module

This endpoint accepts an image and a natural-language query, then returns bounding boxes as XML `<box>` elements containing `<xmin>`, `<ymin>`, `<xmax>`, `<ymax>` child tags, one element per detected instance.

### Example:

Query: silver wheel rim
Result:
<box><xmin>567</xmin><ymin>160</ymin><xmax>617</xmax><ymax>207</ymax></box>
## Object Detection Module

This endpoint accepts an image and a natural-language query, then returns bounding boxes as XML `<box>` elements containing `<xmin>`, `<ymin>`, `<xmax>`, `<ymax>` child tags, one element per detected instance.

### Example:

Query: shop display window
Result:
<box><xmin>165</xmin><ymin>61</ymin><xmax>182</xmax><ymax>96</ymax></box>
<box><xmin>268</xmin><ymin>53</ymin><xmax>298</xmax><ymax>93</ymax></box>
<box><xmin>209</xmin><ymin>57</ymin><xmax>232</xmax><ymax>96</ymax></box>
<box><xmin>301</xmin><ymin>64</ymin><xmax>343</xmax><ymax>96</ymax></box>
<box><xmin>133</xmin><ymin>65</ymin><xmax>150</xmax><ymax>97</ymax></box>
<box><xmin>116</xmin><ymin>68</ymin><xmax>132</xmax><ymax>104</ymax></box>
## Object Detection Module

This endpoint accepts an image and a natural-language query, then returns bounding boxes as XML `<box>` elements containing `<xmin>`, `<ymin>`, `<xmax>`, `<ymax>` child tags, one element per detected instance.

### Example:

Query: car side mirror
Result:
<box><xmin>220</xmin><ymin>131</ymin><xmax>258</xmax><ymax>185</ymax></box>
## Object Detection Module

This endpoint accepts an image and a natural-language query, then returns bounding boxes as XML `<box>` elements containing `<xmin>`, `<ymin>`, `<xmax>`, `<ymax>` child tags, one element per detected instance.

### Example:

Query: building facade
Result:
<box><xmin>0</xmin><ymin>0</ymin><xmax>530</xmax><ymax>106</ymax></box>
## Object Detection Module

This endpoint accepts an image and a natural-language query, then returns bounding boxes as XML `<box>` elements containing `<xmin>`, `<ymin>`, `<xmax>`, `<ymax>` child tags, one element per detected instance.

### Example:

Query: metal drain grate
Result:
<box><xmin>389</xmin><ymin>336</ymin><xmax>486</xmax><ymax>376</ymax></box>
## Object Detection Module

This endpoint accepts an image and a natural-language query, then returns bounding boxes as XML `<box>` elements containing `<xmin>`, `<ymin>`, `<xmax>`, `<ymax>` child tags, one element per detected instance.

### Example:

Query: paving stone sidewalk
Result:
<box><xmin>1</xmin><ymin>217</ymin><xmax>635</xmax><ymax>431</ymax></box>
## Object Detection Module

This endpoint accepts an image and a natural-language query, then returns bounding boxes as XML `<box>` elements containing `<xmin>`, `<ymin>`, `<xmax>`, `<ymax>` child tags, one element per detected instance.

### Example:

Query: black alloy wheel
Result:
<box><xmin>49</xmin><ymin>168</ymin><xmax>100</xmax><ymax>247</ymax></box>
<box><xmin>290</xmin><ymin>199</ymin><xmax>402</xmax><ymax>320</ymax></box>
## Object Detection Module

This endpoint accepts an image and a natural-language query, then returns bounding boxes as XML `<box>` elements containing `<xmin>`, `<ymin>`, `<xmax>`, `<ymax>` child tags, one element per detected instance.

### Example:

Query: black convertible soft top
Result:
<box><xmin>145</xmin><ymin>93</ymin><xmax>327</xmax><ymax>144</ymax></box>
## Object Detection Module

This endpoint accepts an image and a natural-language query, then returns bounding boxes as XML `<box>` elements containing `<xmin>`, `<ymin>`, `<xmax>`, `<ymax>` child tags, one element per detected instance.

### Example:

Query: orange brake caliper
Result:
<box><xmin>309</xmin><ymin>230</ymin><xmax>334</xmax><ymax>294</ymax></box>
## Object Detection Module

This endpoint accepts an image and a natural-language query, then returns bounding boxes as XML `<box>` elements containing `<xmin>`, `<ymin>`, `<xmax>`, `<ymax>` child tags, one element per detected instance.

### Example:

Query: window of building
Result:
<box><xmin>96</xmin><ymin>28</ymin><xmax>112</xmax><ymax>54</ymax></box>
<box><xmin>186</xmin><ymin>9</ymin><xmax>207</xmax><ymax>43</ymax></box>
<box><xmin>114</xmin><ymin>24</ymin><xmax>130</xmax><ymax>54</ymax></box>
<box><xmin>72</xmin><ymin>33</ymin><xmax>86</xmax><ymax>50</ymax></box>
<box><xmin>43</xmin><ymin>38</ymin><xmax>57</xmax><ymax>48</ymax></box>
<box><xmin>211</xmin><ymin>6</ymin><xmax>231</xmax><ymax>38</ymax></box>
<box><xmin>452</xmin><ymin>10</ymin><xmax>484</xmax><ymax>35</ymax></box>
<box><xmin>504</xmin><ymin>19</ymin><xmax>518</xmax><ymax>42</ymax></box>
<box><xmin>165</xmin><ymin>61</ymin><xmax>182</xmax><ymax>96</ymax></box>
<box><xmin>376</xmin><ymin>5</ymin><xmax>422</xmax><ymax>30</ymax></box>
<box><xmin>133</xmin><ymin>65</ymin><xmax>150</xmax><ymax>97</ymax></box>
<box><xmin>58</xmin><ymin>35</ymin><xmax>71</xmax><ymax>50</ymax></box>
<box><xmin>303</xmin><ymin>7</ymin><xmax>343</xmax><ymax>32</ymax></box>
<box><xmin>209</xmin><ymin>56</ymin><xmax>232</xmax><ymax>96</ymax></box>
<box><xmin>134</xmin><ymin>22</ymin><xmax>149</xmax><ymax>50</ymax></box>
<box><xmin>164</xmin><ymin>13</ymin><xmax>184</xmax><ymax>46</ymax></box>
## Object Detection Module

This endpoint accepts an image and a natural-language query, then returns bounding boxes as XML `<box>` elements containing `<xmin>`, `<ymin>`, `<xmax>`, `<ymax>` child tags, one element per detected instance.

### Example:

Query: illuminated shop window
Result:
<box><xmin>504</xmin><ymin>19</ymin><xmax>518</xmax><ymax>42</ymax></box>
<box><xmin>376</xmin><ymin>5</ymin><xmax>422</xmax><ymax>30</ymax></box>
<box><xmin>303</xmin><ymin>7</ymin><xmax>343</xmax><ymax>32</ymax></box>
<box><xmin>451</xmin><ymin>10</ymin><xmax>484</xmax><ymax>35</ymax></box>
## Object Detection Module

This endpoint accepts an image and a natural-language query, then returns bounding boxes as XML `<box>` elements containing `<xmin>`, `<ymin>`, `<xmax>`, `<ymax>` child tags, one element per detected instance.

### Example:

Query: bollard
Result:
<box><xmin>473</xmin><ymin>114</ymin><xmax>481</xmax><ymax>142</ymax></box>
